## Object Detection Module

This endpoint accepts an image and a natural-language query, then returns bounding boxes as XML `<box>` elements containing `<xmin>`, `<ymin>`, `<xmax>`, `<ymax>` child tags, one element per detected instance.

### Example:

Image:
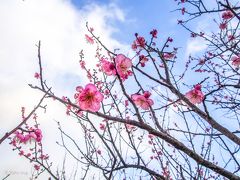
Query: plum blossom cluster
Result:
<box><xmin>185</xmin><ymin>84</ymin><xmax>204</xmax><ymax>104</ymax></box>
<box><xmin>13</xmin><ymin>128</ymin><xmax>42</xmax><ymax>144</ymax></box>
<box><xmin>74</xmin><ymin>83</ymin><xmax>104</xmax><ymax>112</ymax></box>
<box><xmin>131</xmin><ymin>91</ymin><xmax>154</xmax><ymax>110</ymax></box>
<box><xmin>8</xmin><ymin>119</ymin><xmax>49</xmax><ymax>173</ymax></box>
<box><xmin>100</xmin><ymin>54</ymin><xmax>132</xmax><ymax>80</ymax></box>
<box><xmin>219</xmin><ymin>10</ymin><xmax>234</xmax><ymax>30</ymax></box>
<box><xmin>140</xmin><ymin>29</ymin><xmax>158</xmax><ymax>46</ymax></box>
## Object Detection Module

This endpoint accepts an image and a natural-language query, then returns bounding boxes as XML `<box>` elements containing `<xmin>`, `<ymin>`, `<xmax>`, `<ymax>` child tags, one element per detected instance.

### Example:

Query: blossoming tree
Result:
<box><xmin>1</xmin><ymin>0</ymin><xmax>240</xmax><ymax>179</ymax></box>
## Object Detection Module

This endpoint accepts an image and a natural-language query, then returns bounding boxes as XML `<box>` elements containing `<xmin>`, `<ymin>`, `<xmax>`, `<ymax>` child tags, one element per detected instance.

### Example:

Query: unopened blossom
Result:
<box><xmin>167</xmin><ymin>37</ymin><xmax>173</xmax><ymax>42</ymax></box>
<box><xmin>181</xmin><ymin>7</ymin><xmax>186</xmax><ymax>15</ymax></box>
<box><xmin>97</xmin><ymin>149</ymin><xmax>101</xmax><ymax>155</ymax></box>
<box><xmin>99</xmin><ymin>123</ymin><xmax>106</xmax><ymax>130</ymax></box>
<box><xmin>115</xmin><ymin>54</ymin><xmax>132</xmax><ymax>80</ymax></box>
<box><xmin>100</xmin><ymin>58</ymin><xmax>116</xmax><ymax>76</ymax></box>
<box><xmin>131</xmin><ymin>91</ymin><xmax>154</xmax><ymax>110</ymax></box>
<box><xmin>85</xmin><ymin>34</ymin><xmax>94</xmax><ymax>44</ymax></box>
<box><xmin>185</xmin><ymin>84</ymin><xmax>204</xmax><ymax>104</ymax></box>
<box><xmin>222</xmin><ymin>11</ymin><xmax>234</xmax><ymax>20</ymax></box>
<box><xmin>34</xmin><ymin>72</ymin><xmax>40</xmax><ymax>79</ymax></box>
<box><xmin>77</xmin><ymin>83</ymin><xmax>104</xmax><ymax>112</ymax></box>
<box><xmin>232</xmin><ymin>55</ymin><xmax>240</xmax><ymax>67</ymax></box>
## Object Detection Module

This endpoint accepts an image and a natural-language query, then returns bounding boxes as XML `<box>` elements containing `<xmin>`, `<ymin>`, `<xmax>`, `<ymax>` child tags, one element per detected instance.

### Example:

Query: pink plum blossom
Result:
<box><xmin>219</xmin><ymin>22</ymin><xmax>227</xmax><ymax>30</ymax></box>
<box><xmin>115</xmin><ymin>54</ymin><xmax>132</xmax><ymax>80</ymax></box>
<box><xmin>231</xmin><ymin>55</ymin><xmax>240</xmax><ymax>67</ymax></box>
<box><xmin>136</xmin><ymin>36</ymin><xmax>145</xmax><ymax>48</ymax></box>
<box><xmin>150</xmin><ymin>29</ymin><xmax>158</xmax><ymax>38</ymax></box>
<box><xmin>34</xmin><ymin>129</ymin><xmax>43</xmax><ymax>142</ymax></box>
<box><xmin>34</xmin><ymin>72</ymin><xmax>40</xmax><ymax>79</ymax></box>
<box><xmin>85</xmin><ymin>34</ymin><xmax>94</xmax><ymax>44</ymax></box>
<box><xmin>100</xmin><ymin>58</ymin><xmax>116</xmax><ymax>76</ymax></box>
<box><xmin>34</xmin><ymin>164</ymin><xmax>40</xmax><ymax>171</ymax></box>
<box><xmin>139</xmin><ymin>55</ymin><xmax>149</xmax><ymax>67</ymax></box>
<box><xmin>222</xmin><ymin>11</ymin><xmax>234</xmax><ymax>20</ymax></box>
<box><xmin>99</xmin><ymin>123</ymin><xmax>106</xmax><ymax>130</ymax></box>
<box><xmin>132</xmin><ymin>36</ymin><xmax>146</xmax><ymax>50</ymax></box>
<box><xmin>131</xmin><ymin>91</ymin><xmax>154</xmax><ymax>110</ymax></box>
<box><xmin>185</xmin><ymin>84</ymin><xmax>204</xmax><ymax>104</ymax></box>
<box><xmin>77</xmin><ymin>83</ymin><xmax>104</xmax><ymax>112</ymax></box>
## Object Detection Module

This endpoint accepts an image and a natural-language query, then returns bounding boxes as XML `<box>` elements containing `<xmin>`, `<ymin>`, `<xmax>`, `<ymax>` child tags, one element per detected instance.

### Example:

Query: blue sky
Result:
<box><xmin>71</xmin><ymin>0</ymin><xmax>187</xmax><ymax>46</ymax></box>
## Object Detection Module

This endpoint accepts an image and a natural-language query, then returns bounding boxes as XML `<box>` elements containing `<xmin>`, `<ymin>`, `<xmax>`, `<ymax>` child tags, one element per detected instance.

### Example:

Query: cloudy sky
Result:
<box><xmin>0</xmin><ymin>0</ymin><xmax>206</xmax><ymax>179</ymax></box>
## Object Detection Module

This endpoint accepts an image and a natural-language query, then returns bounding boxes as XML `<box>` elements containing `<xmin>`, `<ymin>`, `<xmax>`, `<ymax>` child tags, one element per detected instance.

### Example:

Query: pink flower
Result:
<box><xmin>232</xmin><ymin>55</ymin><xmax>240</xmax><ymax>67</ymax></box>
<box><xmin>19</xmin><ymin>150</ymin><xmax>24</xmax><ymax>156</ymax></box>
<box><xmin>14</xmin><ymin>128</ymin><xmax>43</xmax><ymax>144</ymax></box>
<box><xmin>139</xmin><ymin>55</ymin><xmax>149</xmax><ymax>67</ymax></box>
<box><xmin>15</xmin><ymin>132</ymin><xmax>25</xmax><ymax>143</ymax></box>
<box><xmin>29</xmin><ymin>132</ymin><xmax>37</xmax><ymax>140</ymax></box>
<box><xmin>219</xmin><ymin>22</ymin><xmax>227</xmax><ymax>30</ymax></box>
<box><xmin>136</xmin><ymin>36</ymin><xmax>145</xmax><ymax>47</ymax></box>
<box><xmin>99</xmin><ymin>123</ymin><xmax>106</xmax><ymax>130</ymax></box>
<box><xmin>163</xmin><ymin>53</ymin><xmax>175</xmax><ymax>60</ymax></box>
<box><xmin>228</xmin><ymin>35</ymin><xmax>235</xmax><ymax>41</ymax></box>
<box><xmin>115</xmin><ymin>54</ymin><xmax>132</xmax><ymax>80</ymax></box>
<box><xmin>34</xmin><ymin>72</ymin><xmax>40</xmax><ymax>79</ymax></box>
<box><xmin>150</xmin><ymin>29</ymin><xmax>158</xmax><ymax>38</ymax></box>
<box><xmin>77</xmin><ymin>83</ymin><xmax>104</xmax><ymax>112</ymax></box>
<box><xmin>34</xmin><ymin>164</ymin><xmax>40</xmax><ymax>171</ymax></box>
<box><xmin>222</xmin><ymin>11</ymin><xmax>234</xmax><ymax>20</ymax></box>
<box><xmin>132</xmin><ymin>36</ymin><xmax>146</xmax><ymax>50</ymax></box>
<box><xmin>185</xmin><ymin>84</ymin><xmax>204</xmax><ymax>104</ymax></box>
<box><xmin>131</xmin><ymin>91</ymin><xmax>154</xmax><ymax>110</ymax></box>
<box><xmin>34</xmin><ymin>129</ymin><xmax>43</xmax><ymax>142</ymax></box>
<box><xmin>79</xmin><ymin>60</ymin><xmax>86</xmax><ymax>69</ymax></box>
<box><xmin>85</xmin><ymin>34</ymin><xmax>94</xmax><ymax>44</ymax></box>
<box><xmin>100</xmin><ymin>58</ymin><xmax>116</xmax><ymax>76</ymax></box>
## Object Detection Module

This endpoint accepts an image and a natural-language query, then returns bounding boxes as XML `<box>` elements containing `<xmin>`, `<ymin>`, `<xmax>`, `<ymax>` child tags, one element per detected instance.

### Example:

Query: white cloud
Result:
<box><xmin>0</xmin><ymin>0</ymin><xmax>128</xmax><ymax>179</ymax></box>
<box><xmin>186</xmin><ymin>37</ymin><xmax>207</xmax><ymax>56</ymax></box>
